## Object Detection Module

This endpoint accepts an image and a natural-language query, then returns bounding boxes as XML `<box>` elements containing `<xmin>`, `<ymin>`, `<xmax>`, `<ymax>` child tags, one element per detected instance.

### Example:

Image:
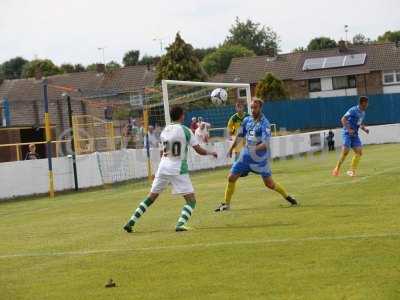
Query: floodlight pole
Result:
<box><xmin>65</xmin><ymin>93</ymin><xmax>79</xmax><ymax>191</ymax></box>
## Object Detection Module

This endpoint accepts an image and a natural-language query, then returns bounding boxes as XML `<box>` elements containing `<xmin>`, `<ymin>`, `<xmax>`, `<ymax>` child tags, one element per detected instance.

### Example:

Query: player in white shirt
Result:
<box><xmin>195</xmin><ymin>121</ymin><xmax>211</xmax><ymax>143</ymax></box>
<box><xmin>123</xmin><ymin>106</ymin><xmax>218</xmax><ymax>232</ymax></box>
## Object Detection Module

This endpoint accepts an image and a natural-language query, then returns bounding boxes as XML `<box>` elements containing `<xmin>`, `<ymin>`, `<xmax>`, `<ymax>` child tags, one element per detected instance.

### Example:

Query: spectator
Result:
<box><xmin>327</xmin><ymin>130</ymin><xmax>335</xmax><ymax>151</ymax></box>
<box><xmin>25</xmin><ymin>144</ymin><xmax>39</xmax><ymax>160</ymax></box>
<box><xmin>154</xmin><ymin>123</ymin><xmax>162</xmax><ymax>139</ymax></box>
<box><xmin>190</xmin><ymin>117</ymin><xmax>198</xmax><ymax>133</ymax></box>
<box><xmin>195</xmin><ymin>121</ymin><xmax>211</xmax><ymax>143</ymax></box>
<box><xmin>144</xmin><ymin>125</ymin><xmax>160</xmax><ymax>149</ymax></box>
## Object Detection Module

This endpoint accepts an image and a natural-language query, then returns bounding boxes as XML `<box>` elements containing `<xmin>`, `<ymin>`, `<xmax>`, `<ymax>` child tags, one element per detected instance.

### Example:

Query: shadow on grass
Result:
<box><xmin>197</xmin><ymin>222</ymin><xmax>297</xmax><ymax>231</ymax></box>
<box><xmin>125</xmin><ymin>222</ymin><xmax>297</xmax><ymax>235</ymax></box>
<box><xmin>304</xmin><ymin>203</ymin><xmax>371</xmax><ymax>208</ymax></box>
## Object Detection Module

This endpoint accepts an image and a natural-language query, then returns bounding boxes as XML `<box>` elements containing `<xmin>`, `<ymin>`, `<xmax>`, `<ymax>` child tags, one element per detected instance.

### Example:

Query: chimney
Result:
<box><xmin>96</xmin><ymin>63</ymin><xmax>106</xmax><ymax>73</ymax></box>
<box><xmin>338</xmin><ymin>40</ymin><xmax>348</xmax><ymax>53</ymax></box>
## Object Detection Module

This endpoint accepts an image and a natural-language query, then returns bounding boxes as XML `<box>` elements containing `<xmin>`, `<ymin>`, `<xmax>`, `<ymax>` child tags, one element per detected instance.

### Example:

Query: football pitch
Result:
<box><xmin>1</xmin><ymin>144</ymin><xmax>399</xmax><ymax>300</ymax></box>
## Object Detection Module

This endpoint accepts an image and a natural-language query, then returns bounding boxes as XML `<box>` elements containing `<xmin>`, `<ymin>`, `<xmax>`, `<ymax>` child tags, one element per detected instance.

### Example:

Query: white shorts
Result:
<box><xmin>150</xmin><ymin>173</ymin><xmax>194</xmax><ymax>195</ymax></box>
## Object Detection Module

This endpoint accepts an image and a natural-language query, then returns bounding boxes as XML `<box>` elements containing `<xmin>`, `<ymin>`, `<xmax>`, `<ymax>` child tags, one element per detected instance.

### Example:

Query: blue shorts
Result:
<box><xmin>231</xmin><ymin>160</ymin><xmax>272</xmax><ymax>178</ymax></box>
<box><xmin>342</xmin><ymin>133</ymin><xmax>362</xmax><ymax>149</ymax></box>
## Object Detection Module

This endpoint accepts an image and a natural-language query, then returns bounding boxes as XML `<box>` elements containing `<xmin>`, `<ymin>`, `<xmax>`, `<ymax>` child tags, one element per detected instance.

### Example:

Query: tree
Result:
<box><xmin>156</xmin><ymin>32</ymin><xmax>207</xmax><ymax>82</ymax></box>
<box><xmin>123</xmin><ymin>50</ymin><xmax>140</xmax><ymax>66</ymax></box>
<box><xmin>255</xmin><ymin>73</ymin><xmax>288</xmax><ymax>101</ymax></box>
<box><xmin>0</xmin><ymin>68</ymin><xmax>4</xmax><ymax>84</ymax></box>
<box><xmin>352</xmin><ymin>33</ymin><xmax>372</xmax><ymax>45</ymax></box>
<box><xmin>74</xmin><ymin>64</ymin><xmax>86</xmax><ymax>72</ymax></box>
<box><xmin>377</xmin><ymin>30</ymin><xmax>400</xmax><ymax>43</ymax></box>
<box><xmin>86</xmin><ymin>63</ymin><xmax>100</xmax><ymax>72</ymax></box>
<box><xmin>307</xmin><ymin>37</ymin><xmax>337</xmax><ymax>51</ymax></box>
<box><xmin>202</xmin><ymin>45</ymin><xmax>255</xmax><ymax>76</ymax></box>
<box><xmin>60</xmin><ymin>63</ymin><xmax>75</xmax><ymax>73</ymax></box>
<box><xmin>60</xmin><ymin>63</ymin><xmax>86</xmax><ymax>73</ymax></box>
<box><xmin>225</xmin><ymin>17</ymin><xmax>279</xmax><ymax>56</ymax></box>
<box><xmin>193</xmin><ymin>47</ymin><xmax>217</xmax><ymax>62</ymax></box>
<box><xmin>292</xmin><ymin>46</ymin><xmax>306</xmax><ymax>53</ymax></box>
<box><xmin>0</xmin><ymin>57</ymin><xmax>29</xmax><ymax>79</ymax></box>
<box><xmin>106</xmin><ymin>61</ymin><xmax>121</xmax><ymax>71</ymax></box>
<box><xmin>21</xmin><ymin>59</ymin><xmax>62</xmax><ymax>78</ymax></box>
<box><xmin>138</xmin><ymin>55</ymin><xmax>161</xmax><ymax>66</ymax></box>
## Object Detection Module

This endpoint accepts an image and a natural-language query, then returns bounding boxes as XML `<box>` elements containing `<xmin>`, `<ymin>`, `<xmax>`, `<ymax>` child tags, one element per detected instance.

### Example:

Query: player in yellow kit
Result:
<box><xmin>227</xmin><ymin>101</ymin><xmax>247</xmax><ymax>160</ymax></box>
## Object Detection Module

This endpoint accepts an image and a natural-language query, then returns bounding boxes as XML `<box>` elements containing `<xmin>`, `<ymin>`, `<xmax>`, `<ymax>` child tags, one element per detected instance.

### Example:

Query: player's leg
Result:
<box><xmin>215</xmin><ymin>172</ymin><xmax>241</xmax><ymax>212</ymax></box>
<box><xmin>347</xmin><ymin>142</ymin><xmax>363</xmax><ymax>177</ymax></box>
<box><xmin>175</xmin><ymin>193</ymin><xmax>196</xmax><ymax>232</ymax></box>
<box><xmin>261</xmin><ymin>168</ymin><xmax>298</xmax><ymax>206</ymax></box>
<box><xmin>170</xmin><ymin>174</ymin><xmax>196</xmax><ymax>231</ymax></box>
<box><xmin>123</xmin><ymin>192</ymin><xmax>159</xmax><ymax>232</ymax></box>
<box><xmin>332</xmin><ymin>137</ymin><xmax>351</xmax><ymax>176</ymax></box>
<box><xmin>123</xmin><ymin>175</ymin><xmax>168</xmax><ymax>233</ymax></box>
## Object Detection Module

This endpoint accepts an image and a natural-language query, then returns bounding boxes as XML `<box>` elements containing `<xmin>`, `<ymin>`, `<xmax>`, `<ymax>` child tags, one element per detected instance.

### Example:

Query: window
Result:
<box><xmin>308</xmin><ymin>78</ymin><xmax>321</xmax><ymax>92</ymax></box>
<box><xmin>237</xmin><ymin>88</ymin><xmax>247</xmax><ymax>98</ymax></box>
<box><xmin>332</xmin><ymin>75</ymin><xmax>357</xmax><ymax>90</ymax></box>
<box><xmin>348</xmin><ymin>75</ymin><xmax>356</xmax><ymax>88</ymax></box>
<box><xmin>384</xmin><ymin>73</ymin><xmax>394</xmax><ymax>84</ymax></box>
<box><xmin>383</xmin><ymin>70</ymin><xmax>400</xmax><ymax>85</ymax></box>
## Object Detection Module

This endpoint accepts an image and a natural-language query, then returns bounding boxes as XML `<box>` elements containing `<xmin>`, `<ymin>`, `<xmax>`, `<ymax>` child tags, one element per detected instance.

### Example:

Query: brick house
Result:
<box><xmin>223</xmin><ymin>42</ymin><xmax>400</xmax><ymax>100</ymax></box>
<box><xmin>0</xmin><ymin>65</ymin><xmax>155</xmax><ymax>162</ymax></box>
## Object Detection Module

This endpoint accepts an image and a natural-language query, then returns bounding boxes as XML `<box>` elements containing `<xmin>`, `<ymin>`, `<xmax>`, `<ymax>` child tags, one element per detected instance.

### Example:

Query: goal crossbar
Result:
<box><xmin>161</xmin><ymin>80</ymin><xmax>252</xmax><ymax>125</ymax></box>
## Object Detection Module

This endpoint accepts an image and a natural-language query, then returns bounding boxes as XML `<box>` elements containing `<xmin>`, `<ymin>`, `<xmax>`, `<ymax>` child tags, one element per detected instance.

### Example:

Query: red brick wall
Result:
<box><xmin>0</xmin><ymin>129</ymin><xmax>21</xmax><ymax>162</ymax></box>
<box><xmin>356</xmin><ymin>71</ymin><xmax>383</xmax><ymax>96</ymax></box>
<box><xmin>284</xmin><ymin>80</ymin><xmax>309</xmax><ymax>99</ymax></box>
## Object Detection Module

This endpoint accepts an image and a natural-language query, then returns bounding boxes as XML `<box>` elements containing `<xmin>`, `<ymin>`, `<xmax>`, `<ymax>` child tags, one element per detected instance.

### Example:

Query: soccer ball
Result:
<box><xmin>210</xmin><ymin>88</ymin><xmax>228</xmax><ymax>105</ymax></box>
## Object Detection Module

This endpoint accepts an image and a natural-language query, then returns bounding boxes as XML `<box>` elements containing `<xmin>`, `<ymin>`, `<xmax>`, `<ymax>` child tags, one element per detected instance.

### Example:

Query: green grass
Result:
<box><xmin>1</xmin><ymin>144</ymin><xmax>400</xmax><ymax>300</ymax></box>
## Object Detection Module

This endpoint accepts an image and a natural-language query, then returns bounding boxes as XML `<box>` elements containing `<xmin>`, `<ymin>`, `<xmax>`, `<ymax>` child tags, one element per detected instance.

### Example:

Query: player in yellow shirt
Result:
<box><xmin>227</xmin><ymin>101</ymin><xmax>248</xmax><ymax>161</ymax></box>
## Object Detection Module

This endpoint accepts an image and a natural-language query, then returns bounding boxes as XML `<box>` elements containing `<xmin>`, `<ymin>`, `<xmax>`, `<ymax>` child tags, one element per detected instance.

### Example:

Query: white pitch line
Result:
<box><xmin>0</xmin><ymin>232</ymin><xmax>399</xmax><ymax>259</ymax></box>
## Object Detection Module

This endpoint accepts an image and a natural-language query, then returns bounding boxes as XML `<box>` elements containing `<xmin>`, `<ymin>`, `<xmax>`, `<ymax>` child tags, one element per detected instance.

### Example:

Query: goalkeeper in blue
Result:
<box><xmin>215</xmin><ymin>98</ymin><xmax>297</xmax><ymax>212</ymax></box>
<box><xmin>332</xmin><ymin>96</ymin><xmax>369</xmax><ymax>177</ymax></box>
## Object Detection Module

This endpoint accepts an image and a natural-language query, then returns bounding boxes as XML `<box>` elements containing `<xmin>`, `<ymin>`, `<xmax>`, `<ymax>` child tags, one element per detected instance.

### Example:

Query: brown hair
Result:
<box><xmin>251</xmin><ymin>97</ymin><xmax>264</xmax><ymax>106</ymax></box>
<box><xmin>359</xmin><ymin>96</ymin><xmax>369</xmax><ymax>104</ymax></box>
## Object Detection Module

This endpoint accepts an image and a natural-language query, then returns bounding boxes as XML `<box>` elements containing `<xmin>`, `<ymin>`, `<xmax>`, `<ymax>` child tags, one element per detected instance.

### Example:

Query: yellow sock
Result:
<box><xmin>224</xmin><ymin>181</ymin><xmax>236</xmax><ymax>205</ymax></box>
<box><xmin>351</xmin><ymin>154</ymin><xmax>361</xmax><ymax>171</ymax></box>
<box><xmin>335</xmin><ymin>153</ymin><xmax>347</xmax><ymax>170</ymax></box>
<box><xmin>273</xmin><ymin>182</ymin><xmax>288</xmax><ymax>199</ymax></box>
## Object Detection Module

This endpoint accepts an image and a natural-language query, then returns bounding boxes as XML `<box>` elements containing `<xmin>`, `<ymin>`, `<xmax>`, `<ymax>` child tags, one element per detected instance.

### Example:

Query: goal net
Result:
<box><xmin>93</xmin><ymin>80</ymin><xmax>252</xmax><ymax>185</ymax></box>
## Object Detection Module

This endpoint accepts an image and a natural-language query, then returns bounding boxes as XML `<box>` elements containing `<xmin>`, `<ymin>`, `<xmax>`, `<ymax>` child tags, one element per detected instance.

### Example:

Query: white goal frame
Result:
<box><xmin>161</xmin><ymin>80</ymin><xmax>252</xmax><ymax>125</ymax></box>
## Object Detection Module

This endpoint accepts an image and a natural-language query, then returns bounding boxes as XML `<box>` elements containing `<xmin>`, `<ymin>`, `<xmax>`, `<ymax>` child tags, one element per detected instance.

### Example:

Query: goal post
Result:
<box><xmin>153</xmin><ymin>79</ymin><xmax>254</xmax><ymax>176</ymax></box>
<box><xmin>161</xmin><ymin>80</ymin><xmax>252</xmax><ymax>125</ymax></box>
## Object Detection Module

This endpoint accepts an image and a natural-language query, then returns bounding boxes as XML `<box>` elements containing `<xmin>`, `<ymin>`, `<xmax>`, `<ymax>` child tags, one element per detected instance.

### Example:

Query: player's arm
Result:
<box><xmin>228</xmin><ymin>135</ymin><xmax>242</xmax><ymax>155</ymax></box>
<box><xmin>341</xmin><ymin>115</ymin><xmax>355</xmax><ymax>135</ymax></box>
<box><xmin>193</xmin><ymin>144</ymin><xmax>217</xmax><ymax>158</ymax></box>
<box><xmin>341</xmin><ymin>115</ymin><xmax>351</xmax><ymax>131</ymax></box>
<box><xmin>360</xmin><ymin>124</ymin><xmax>369</xmax><ymax>134</ymax></box>
<box><xmin>188</xmin><ymin>128</ymin><xmax>217</xmax><ymax>158</ymax></box>
<box><xmin>227</xmin><ymin>117</ymin><xmax>235</xmax><ymax>137</ymax></box>
<box><xmin>227</xmin><ymin>119</ymin><xmax>246</xmax><ymax>157</ymax></box>
<box><xmin>342</xmin><ymin>109</ymin><xmax>355</xmax><ymax>134</ymax></box>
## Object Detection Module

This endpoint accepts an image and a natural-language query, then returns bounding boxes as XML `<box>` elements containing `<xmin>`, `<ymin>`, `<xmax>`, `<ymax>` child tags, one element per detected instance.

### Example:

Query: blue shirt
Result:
<box><xmin>343</xmin><ymin>105</ymin><xmax>366</xmax><ymax>135</ymax></box>
<box><xmin>237</xmin><ymin>114</ymin><xmax>271</xmax><ymax>164</ymax></box>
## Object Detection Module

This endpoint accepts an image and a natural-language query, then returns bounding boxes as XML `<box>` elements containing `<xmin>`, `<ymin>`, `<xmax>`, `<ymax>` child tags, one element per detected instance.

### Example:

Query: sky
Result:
<box><xmin>1</xmin><ymin>0</ymin><xmax>399</xmax><ymax>66</ymax></box>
